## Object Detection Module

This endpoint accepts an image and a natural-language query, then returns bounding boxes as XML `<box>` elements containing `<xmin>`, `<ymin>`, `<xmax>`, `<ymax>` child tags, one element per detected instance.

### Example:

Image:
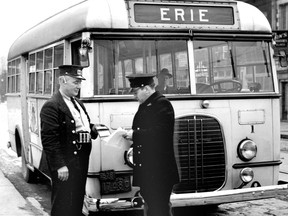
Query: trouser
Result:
<box><xmin>141</xmin><ymin>183</ymin><xmax>174</xmax><ymax>216</ymax></box>
<box><xmin>50</xmin><ymin>155</ymin><xmax>89</xmax><ymax>216</ymax></box>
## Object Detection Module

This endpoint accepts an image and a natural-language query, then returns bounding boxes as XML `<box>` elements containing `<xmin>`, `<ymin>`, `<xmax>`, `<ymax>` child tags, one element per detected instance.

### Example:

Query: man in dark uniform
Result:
<box><xmin>124</xmin><ymin>74</ymin><xmax>179</xmax><ymax>216</ymax></box>
<box><xmin>40</xmin><ymin>65</ymin><xmax>98</xmax><ymax>216</ymax></box>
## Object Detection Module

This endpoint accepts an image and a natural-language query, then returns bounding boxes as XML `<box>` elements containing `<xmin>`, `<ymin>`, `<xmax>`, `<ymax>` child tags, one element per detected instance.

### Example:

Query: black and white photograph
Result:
<box><xmin>0</xmin><ymin>0</ymin><xmax>288</xmax><ymax>215</ymax></box>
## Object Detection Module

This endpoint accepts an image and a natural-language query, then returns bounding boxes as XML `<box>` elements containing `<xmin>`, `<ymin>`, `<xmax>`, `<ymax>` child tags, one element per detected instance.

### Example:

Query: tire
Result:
<box><xmin>21</xmin><ymin>146</ymin><xmax>36</xmax><ymax>183</ymax></box>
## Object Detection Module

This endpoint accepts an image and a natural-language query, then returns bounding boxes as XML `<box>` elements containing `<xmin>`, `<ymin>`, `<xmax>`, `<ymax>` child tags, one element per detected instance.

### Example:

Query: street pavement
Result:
<box><xmin>0</xmin><ymin>100</ymin><xmax>287</xmax><ymax>215</ymax></box>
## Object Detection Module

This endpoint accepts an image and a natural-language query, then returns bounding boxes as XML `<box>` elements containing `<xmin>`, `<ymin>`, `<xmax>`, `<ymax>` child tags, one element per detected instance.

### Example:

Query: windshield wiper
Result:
<box><xmin>262</xmin><ymin>42</ymin><xmax>270</xmax><ymax>77</ymax></box>
<box><xmin>228</xmin><ymin>42</ymin><xmax>237</xmax><ymax>79</ymax></box>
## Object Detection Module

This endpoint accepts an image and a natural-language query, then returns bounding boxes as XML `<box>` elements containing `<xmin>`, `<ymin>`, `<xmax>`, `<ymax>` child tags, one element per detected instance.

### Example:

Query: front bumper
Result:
<box><xmin>83</xmin><ymin>184</ymin><xmax>288</xmax><ymax>213</ymax></box>
<box><xmin>171</xmin><ymin>184</ymin><xmax>288</xmax><ymax>207</ymax></box>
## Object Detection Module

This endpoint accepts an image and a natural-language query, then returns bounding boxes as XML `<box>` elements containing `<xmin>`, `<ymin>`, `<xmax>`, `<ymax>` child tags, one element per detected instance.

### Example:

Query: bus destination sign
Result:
<box><xmin>128</xmin><ymin>2</ymin><xmax>238</xmax><ymax>29</ymax></box>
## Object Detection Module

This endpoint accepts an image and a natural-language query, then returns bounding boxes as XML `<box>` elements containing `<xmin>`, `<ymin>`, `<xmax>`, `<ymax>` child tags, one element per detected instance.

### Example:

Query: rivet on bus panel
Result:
<box><xmin>201</xmin><ymin>100</ymin><xmax>210</xmax><ymax>109</ymax></box>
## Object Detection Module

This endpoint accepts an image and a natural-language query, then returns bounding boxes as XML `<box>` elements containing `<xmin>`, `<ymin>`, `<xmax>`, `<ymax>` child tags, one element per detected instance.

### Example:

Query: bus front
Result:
<box><xmin>82</xmin><ymin>0</ymin><xmax>288</xmax><ymax>212</ymax></box>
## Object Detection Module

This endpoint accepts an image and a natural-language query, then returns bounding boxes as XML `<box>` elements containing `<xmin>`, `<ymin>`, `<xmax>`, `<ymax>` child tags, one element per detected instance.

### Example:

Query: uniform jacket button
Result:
<box><xmin>72</xmin><ymin>130</ymin><xmax>76</xmax><ymax>134</ymax></box>
<box><xmin>71</xmin><ymin>120</ymin><xmax>75</xmax><ymax>123</ymax></box>
<box><xmin>139</xmin><ymin>164</ymin><xmax>142</xmax><ymax>167</ymax></box>
<box><xmin>73</xmin><ymin>141</ymin><xmax>76</xmax><ymax>144</ymax></box>
<box><xmin>74</xmin><ymin>151</ymin><xmax>77</xmax><ymax>155</ymax></box>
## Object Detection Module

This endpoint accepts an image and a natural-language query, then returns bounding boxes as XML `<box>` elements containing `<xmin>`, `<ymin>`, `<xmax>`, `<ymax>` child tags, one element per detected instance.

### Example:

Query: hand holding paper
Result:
<box><xmin>103</xmin><ymin>127</ymin><xmax>132</xmax><ymax>148</ymax></box>
<box><xmin>123</xmin><ymin>129</ymin><xmax>133</xmax><ymax>141</ymax></box>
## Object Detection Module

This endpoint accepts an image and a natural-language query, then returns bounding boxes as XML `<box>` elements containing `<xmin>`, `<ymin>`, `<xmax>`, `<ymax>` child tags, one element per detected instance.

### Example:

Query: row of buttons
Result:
<box><xmin>72</xmin><ymin>119</ymin><xmax>77</xmax><ymax>155</ymax></box>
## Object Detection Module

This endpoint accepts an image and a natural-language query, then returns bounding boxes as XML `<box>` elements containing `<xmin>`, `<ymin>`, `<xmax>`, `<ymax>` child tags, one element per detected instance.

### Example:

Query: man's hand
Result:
<box><xmin>123</xmin><ymin>129</ymin><xmax>133</xmax><ymax>141</ymax></box>
<box><xmin>57</xmin><ymin>166</ymin><xmax>69</xmax><ymax>181</ymax></box>
<box><xmin>91</xmin><ymin>125</ymin><xmax>98</xmax><ymax>134</ymax></box>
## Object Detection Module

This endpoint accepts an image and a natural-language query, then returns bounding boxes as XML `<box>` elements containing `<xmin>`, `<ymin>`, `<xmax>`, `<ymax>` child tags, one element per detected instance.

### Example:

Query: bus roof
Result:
<box><xmin>8</xmin><ymin>0</ymin><xmax>271</xmax><ymax>60</ymax></box>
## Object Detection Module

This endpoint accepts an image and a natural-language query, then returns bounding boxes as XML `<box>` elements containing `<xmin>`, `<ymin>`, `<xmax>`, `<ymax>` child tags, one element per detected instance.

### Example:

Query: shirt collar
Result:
<box><xmin>59</xmin><ymin>89</ymin><xmax>72</xmax><ymax>101</ymax></box>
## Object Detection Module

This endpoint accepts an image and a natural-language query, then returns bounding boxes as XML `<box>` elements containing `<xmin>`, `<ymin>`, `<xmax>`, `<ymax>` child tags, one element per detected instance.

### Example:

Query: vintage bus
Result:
<box><xmin>6</xmin><ymin>0</ymin><xmax>288</xmax><ymax>214</ymax></box>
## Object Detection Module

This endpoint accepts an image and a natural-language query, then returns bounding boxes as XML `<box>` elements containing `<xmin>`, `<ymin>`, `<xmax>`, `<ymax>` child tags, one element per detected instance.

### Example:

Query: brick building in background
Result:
<box><xmin>241</xmin><ymin>0</ymin><xmax>288</xmax><ymax>121</ymax></box>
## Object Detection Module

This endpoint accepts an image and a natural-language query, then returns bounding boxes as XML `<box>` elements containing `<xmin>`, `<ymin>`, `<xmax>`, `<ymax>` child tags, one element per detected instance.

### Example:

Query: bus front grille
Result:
<box><xmin>173</xmin><ymin>115</ymin><xmax>225</xmax><ymax>193</ymax></box>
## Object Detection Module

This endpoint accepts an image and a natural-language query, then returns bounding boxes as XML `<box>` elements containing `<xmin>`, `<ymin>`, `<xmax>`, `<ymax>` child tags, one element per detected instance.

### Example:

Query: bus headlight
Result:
<box><xmin>124</xmin><ymin>147</ymin><xmax>134</xmax><ymax>168</ymax></box>
<box><xmin>237</xmin><ymin>139</ymin><xmax>257</xmax><ymax>161</ymax></box>
<box><xmin>240</xmin><ymin>168</ymin><xmax>254</xmax><ymax>183</ymax></box>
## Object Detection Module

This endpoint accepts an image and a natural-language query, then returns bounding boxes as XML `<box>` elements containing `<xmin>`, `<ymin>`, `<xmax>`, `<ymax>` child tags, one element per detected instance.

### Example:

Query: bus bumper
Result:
<box><xmin>83</xmin><ymin>184</ymin><xmax>288</xmax><ymax>213</ymax></box>
<box><xmin>171</xmin><ymin>184</ymin><xmax>288</xmax><ymax>207</ymax></box>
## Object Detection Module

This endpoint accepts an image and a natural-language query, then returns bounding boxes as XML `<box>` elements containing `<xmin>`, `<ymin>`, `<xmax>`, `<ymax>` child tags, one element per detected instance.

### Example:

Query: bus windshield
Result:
<box><xmin>194</xmin><ymin>40</ymin><xmax>274</xmax><ymax>94</ymax></box>
<box><xmin>88</xmin><ymin>39</ymin><xmax>274</xmax><ymax>96</ymax></box>
<box><xmin>92</xmin><ymin>39</ymin><xmax>189</xmax><ymax>95</ymax></box>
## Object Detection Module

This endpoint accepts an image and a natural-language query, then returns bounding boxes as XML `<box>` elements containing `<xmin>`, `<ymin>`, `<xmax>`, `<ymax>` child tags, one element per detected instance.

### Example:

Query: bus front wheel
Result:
<box><xmin>21</xmin><ymin>147</ymin><xmax>36</xmax><ymax>183</ymax></box>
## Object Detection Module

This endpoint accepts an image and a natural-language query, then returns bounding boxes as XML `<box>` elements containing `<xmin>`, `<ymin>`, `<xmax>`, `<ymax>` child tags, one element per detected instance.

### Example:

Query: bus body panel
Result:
<box><xmin>237</xmin><ymin>2</ymin><xmax>271</xmax><ymax>32</ymax></box>
<box><xmin>8</xmin><ymin>0</ymin><xmax>129</xmax><ymax>60</ymax></box>
<box><xmin>7</xmin><ymin>0</ymin><xmax>272</xmax><ymax>61</ymax></box>
<box><xmin>6</xmin><ymin>95</ymin><xmax>22</xmax><ymax>153</ymax></box>
<box><xmin>82</xmin><ymin>97</ymin><xmax>280</xmax><ymax>197</ymax></box>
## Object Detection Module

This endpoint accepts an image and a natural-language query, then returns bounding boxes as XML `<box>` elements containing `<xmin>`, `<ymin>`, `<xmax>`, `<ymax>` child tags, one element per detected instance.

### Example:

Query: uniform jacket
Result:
<box><xmin>40</xmin><ymin>91</ymin><xmax>97</xmax><ymax>172</ymax></box>
<box><xmin>132</xmin><ymin>91</ymin><xmax>179</xmax><ymax>188</ymax></box>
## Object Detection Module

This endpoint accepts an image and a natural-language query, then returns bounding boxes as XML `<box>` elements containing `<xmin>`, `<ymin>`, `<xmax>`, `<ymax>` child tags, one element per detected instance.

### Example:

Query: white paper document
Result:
<box><xmin>102</xmin><ymin>127</ymin><xmax>129</xmax><ymax>148</ymax></box>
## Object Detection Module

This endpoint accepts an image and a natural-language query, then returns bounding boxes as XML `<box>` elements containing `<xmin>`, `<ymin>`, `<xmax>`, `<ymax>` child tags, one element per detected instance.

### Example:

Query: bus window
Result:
<box><xmin>36</xmin><ymin>71</ymin><xmax>43</xmax><ymax>94</ymax></box>
<box><xmin>53</xmin><ymin>69</ymin><xmax>60</xmax><ymax>94</ymax></box>
<box><xmin>72</xmin><ymin>40</ymin><xmax>82</xmax><ymax>66</ymax></box>
<box><xmin>47</xmin><ymin>44</ymin><xmax>64</xmax><ymax>95</ymax></box>
<box><xmin>93</xmin><ymin>39</ymin><xmax>189</xmax><ymax>95</ymax></box>
<box><xmin>7</xmin><ymin>59</ymin><xmax>21</xmax><ymax>93</ymax></box>
<box><xmin>194</xmin><ymin>40</ymin><xmax>274</xmax><ymax>94</ymax></box>
<box><xmin>44</xmin><ymin>48</ymin><xmax>53</xmax><ymax>70</ymax></box>
<box><xmin>175</xmin><ymin>51</ymin><xmax>189</xmax><ymax>89</ymax></box>
<box><xmin>54</xmin><ymin>44</ymin><xmax>64</xmax><ymax>67</ymax></box>
<box><xmin>44</xmin><ymin>70</ymin><xmax>52</xmax><ymax>94</ymax></box>
<box><xmin>36</xmin><ymin>51</ymin><xmax>44</xmax><ymax>94</ymax></box>
<box><xmin>236</xmin><ymin>41</ymin><xmax>274</xmax><ymax>92</ymax></box>
<box><xmin>15</xmin><ymin>59</ymin><xmax>21</xmax><ymax>93</ymax></box>
<box><xmin>36</xmin><ymin>51</ymin><xmax>44</xmax><ymax>71</ymax></box>
<box><xmin>27</xmin><ymin>45</ymin><xmax>63</xmax><ymax>95</ymax></box>
<box><xmin>29</xmin><ymin>53</ymin><xmax>36</xmax><ymax>93</ymax></box>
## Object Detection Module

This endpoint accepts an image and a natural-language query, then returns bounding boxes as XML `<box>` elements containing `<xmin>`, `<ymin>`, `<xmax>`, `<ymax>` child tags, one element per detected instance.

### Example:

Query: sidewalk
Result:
<box><xmin>0</xmin><ymin>170</ymin><xmax>48</xmax><ymax>216</ymax></box>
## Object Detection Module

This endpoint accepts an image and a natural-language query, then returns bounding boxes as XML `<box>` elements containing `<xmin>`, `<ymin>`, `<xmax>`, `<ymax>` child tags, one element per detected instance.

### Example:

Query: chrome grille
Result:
<box><xmin>173</xmin><ymin>115</ymin><xmax>225</xmax><ymax>193</ymax></box>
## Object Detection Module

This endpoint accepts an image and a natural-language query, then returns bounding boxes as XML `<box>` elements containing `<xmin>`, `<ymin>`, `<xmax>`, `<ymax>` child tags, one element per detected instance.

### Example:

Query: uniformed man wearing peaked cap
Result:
<box><xmin>124</xmin><ymin>73</ymin><xmax>179</xmax><ymax>216</ymax></box>
<box><xmin>40</xmin><ymin>64</ymin><xmax>98</xmax><ymax>216</ymax></box>
<box><xmin>59</xmin><ymin>64</ymin><xmax>86</xmax><ymax>80</ymax></box>
<box><xmin>126</xmin><ymin>73</ymin><xmax>155</xmax><ymax>88</ymax></box>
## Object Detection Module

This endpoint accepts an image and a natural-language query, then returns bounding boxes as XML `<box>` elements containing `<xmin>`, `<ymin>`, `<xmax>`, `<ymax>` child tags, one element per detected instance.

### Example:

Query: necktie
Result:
<box><xmin>71</xmin><ymin>97</ymin><xmax>80</xmax><ymax>113</ymax></box>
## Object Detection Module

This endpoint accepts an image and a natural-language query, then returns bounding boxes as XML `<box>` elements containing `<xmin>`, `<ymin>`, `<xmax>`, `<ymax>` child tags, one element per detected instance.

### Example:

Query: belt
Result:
<box><xmin>77</xmin><ymin>131</ymin><xmax>91</xmax><ymax>144</ymax></box>
<box><xmin>75</xmin><ymin>132</ymin><xmax>91</xmax><ymax>150</ymax></box>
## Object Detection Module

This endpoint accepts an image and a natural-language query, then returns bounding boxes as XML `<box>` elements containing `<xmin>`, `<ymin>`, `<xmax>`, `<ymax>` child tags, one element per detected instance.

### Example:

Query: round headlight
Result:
<box><xmin>237</xmin><ymin>139</ymin><xmax>257</xmax><ymax>161</ymax></box>
<box><xmin>240</xmin><ymin>167</ymin><xmax>254</xmax><ymax>183</ymax></box>
<box><xmin>124</xmin><ymin>147</ymin><xmax>134</xmax><ymax>168</ymax></box>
